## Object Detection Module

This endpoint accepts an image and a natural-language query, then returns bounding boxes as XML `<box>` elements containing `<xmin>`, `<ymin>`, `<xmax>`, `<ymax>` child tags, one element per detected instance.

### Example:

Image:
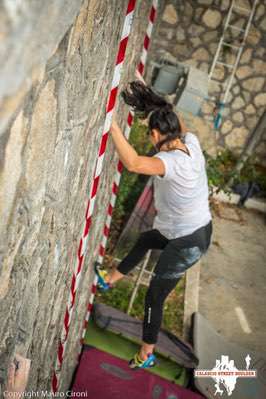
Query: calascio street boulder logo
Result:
<box><xmin>194</xmin><ymin>354</ymin><xmax>257</xmax><ymax>396</ymax></box>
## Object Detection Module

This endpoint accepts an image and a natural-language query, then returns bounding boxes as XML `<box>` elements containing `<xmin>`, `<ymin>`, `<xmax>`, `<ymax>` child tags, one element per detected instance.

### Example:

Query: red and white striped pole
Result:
<box><xmin>51</xmin><ymin>0</ymin><xmax>137</xmax><ymax>392</ymax></box>
<box><xmin>81</xmin><ymin>0</ymin><xmax>158</xmax><ymax>344</ymax></box>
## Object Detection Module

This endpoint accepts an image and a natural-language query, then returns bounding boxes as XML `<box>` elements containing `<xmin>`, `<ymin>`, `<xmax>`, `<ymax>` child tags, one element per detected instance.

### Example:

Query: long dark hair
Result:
<box><xmin>121</xmin><ymin>81</ymin><xmax>185</xmax><ymax>151</ymax></box>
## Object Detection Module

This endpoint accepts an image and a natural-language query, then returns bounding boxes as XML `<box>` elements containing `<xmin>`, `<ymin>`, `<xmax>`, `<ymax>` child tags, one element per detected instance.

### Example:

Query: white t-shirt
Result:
<box><xmin>153</xmin><ymin>132</ymin><xmax>211</xmax><ymax>239</ymax></box>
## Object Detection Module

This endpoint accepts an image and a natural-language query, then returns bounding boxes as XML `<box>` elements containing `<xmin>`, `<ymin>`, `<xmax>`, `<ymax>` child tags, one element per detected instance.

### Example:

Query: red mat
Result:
<box><xmin>71</xmin><ymin>347</ymin><xmax>204</xmax><ymax>399</ymax></box>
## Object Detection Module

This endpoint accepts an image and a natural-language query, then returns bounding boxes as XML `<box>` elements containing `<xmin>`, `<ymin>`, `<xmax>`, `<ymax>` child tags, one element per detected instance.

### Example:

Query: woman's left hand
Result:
<box><xmin>110</xmin><ymin>114</ymin><xmax>121</xmax><ymax>135</ymax></box>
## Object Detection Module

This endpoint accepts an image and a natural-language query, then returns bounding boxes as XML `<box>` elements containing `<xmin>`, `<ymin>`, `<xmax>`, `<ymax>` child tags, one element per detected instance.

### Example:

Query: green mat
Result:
<box><xmin>84</xmin><ymin>319</ymin><xmax>188</xmax><ymax>386</ymax></box>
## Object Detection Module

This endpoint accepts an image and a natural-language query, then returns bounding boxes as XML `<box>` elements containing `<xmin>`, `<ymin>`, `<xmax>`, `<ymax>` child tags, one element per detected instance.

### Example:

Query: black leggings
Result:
<box><xmin>117</xmin><ymin>221</ymin><xmax>212</xmax><ymax>344</ymax></box>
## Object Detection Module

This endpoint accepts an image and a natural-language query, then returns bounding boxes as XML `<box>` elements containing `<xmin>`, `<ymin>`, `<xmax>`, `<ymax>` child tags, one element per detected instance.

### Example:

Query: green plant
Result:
<box><xmin>97</xmin><ymin>280</ymin><xmax>132</xmax><ymax>313</ymax></box>
<box><xmin>204</xmin><ymin>149</ymin><xmax>266</xmax><ymax>196</ymax></box>
<box><xmin>96</xmin><ymin>278</ymin><xmax>184</xmax><ymax>336</ymax></box>
<box><xmin>204</xmin><ymin>149</ymin><xmax>237</xmax><ymax>194</ymax></box>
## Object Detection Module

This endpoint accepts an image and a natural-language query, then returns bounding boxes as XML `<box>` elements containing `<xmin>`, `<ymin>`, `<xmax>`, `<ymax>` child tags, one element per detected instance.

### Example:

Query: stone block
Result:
<box><xmin>255</xmin><ymin>4</ymin><xmax>265</xmax><ymax>21</ymax></box>
<box><xmin>162</xmin><ymin>4</ymin><xmax>178</xmax><ymax>25</ymax></box>
<box><xmin>246</xmin><ymin>116</ymin><xmax>258</xmax><ymax>130</ymax></box>
<box><xmin>209</xmin><ymin>43</ymin><xmax>219</xmax><ymax>56</ymax></box>
<box><xmin>166</xmin><ymin>29</ymin><xmax>174</xmax><ymax>40</ymax></box>
<box><xmin>225</xmin><ymin>127</ymin><xmax>249</xmax><ymax>148</ymax></box>
<box><xmin>236</xmin><ymin>66</ymin><xmax>253</xmax><ymax>80</ymax></box>
<box><xmin>232</xmin><ymin>85</ymin><xmax>240</xmax><ymax>95</ymax></box>
<box><xmin>190</xmin><ymin>37</ymin><xmax>202</xmax><ymax>48</ymax></box>
<box><xmin>259</xmin><ymin>17</ymin><xmax>266</xmax><ymax>31</ymax></box>
<box><xmin>246</xmin><ymin>29</ymin><xmax>262</xmax><ymax>46</ymax></box>
<box><xmin>242</xmin><ymin>77</ymin><xmax>265</xmax><ymax>92</ymax></box>
<box><xmin>202</xmin><ymin>9</ymin><xmax>222</xmax><ymax>29</ymax></box>
<box><xmin>187</xmin><ymin>24</ymin><xmax>205</xmax><ymax>37</ymax></box>
<box><xmin>254</xmin><ymin>47</ymin><xmax>265</xmax><ymax>58</ymax></box>
<box><xmin>184</xmin><ymin>3</ymin><xmax>194</xmax><ymax>18</ymax></box>
<box><xmin>157</xmin><ymin>49</ymin><xmax>178</xmax><ymax>65</ymax></box>
<box><xmin>232</xmin><ymin>96</ymin><xmax>245</xmax><ymax>110</ymax></box>
<box><xmin>232</xmin><ymin>111</ymin><xmax>244</xmax><ymax>124</ymax></box>
<box><xmin>220</xmin><ymin>0</ymin><xmax>230</xmax><ymax>11</ymax></box>
<box><xmin>254</xmin><ymin>93</ymin><xmax>266</xmax><ymax>107</ymax></box>
<box><xmin>192</xmin><ymin>47</ymin><xmax>210</xmax><ymax>62</ymax></box>
<box><xmin>183</xmin><ymin>58</ymin><xmax>199</xmax><ymax>68</ymax></box>
<box><xmin>221</xmin><ymin>120</ymin><xmax>233</xmax><ymax>135</ymax></box>
<box><xmin>245</xmin><ymin>104</ymin><xmax>256</xmax><ymax>115</ymax></box>
<box><xmin>252</xmin><ymin>59</ymin><xmax>266</xmax><ymax>74</ymax></box>
<box><xmin>242</xmin><ymin>90</ymin><xmax>251</xmax><ymax>102</ymax></box>
<box><xmin>173</xmin><ymin>44</ymin><xmax>191</xmax><ymax>58</ymax></box>
<box><xmin>176</xmin><ymin>28</ymin><xmax>186</xmax><ymax>42</ymax></box>
<box><xmin>255</xmin><ymin>141</ymin><xmax>266</xmax><ymax>159</ymax></box>
<box><xmin>240</xmin><ymin>48</ymin><xmax>252</xmax><ymax>64</ymax></box>
<box><xmin>202</xmin><ymin>31</ymin><xmax>219</xmax><ymax>42</ymax></box>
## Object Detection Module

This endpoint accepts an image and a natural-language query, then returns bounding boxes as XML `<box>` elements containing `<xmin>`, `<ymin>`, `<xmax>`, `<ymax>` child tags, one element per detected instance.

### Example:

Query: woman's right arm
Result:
<box><xmin>110</xmin><ymin>117</ymin><xmax>165</xmax><ymax>176</ymax></box>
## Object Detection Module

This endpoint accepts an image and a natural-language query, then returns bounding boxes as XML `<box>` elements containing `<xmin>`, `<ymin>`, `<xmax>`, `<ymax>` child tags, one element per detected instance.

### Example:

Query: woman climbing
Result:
<box><xmin>95</xmin><ymin>80</ymin><xmax>212</xmax><ymax>370</ymax></box>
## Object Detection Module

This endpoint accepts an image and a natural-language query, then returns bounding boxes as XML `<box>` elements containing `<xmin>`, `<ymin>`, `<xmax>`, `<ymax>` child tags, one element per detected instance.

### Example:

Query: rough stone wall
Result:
<box><xmin>0</xmin><ymin>0</ymin><xmax>151</xmax><ymax>393</ymax></box>
<box><xmin>147</xmin><ymin>0</ymin><xmax>266</xmax><ymax>162</ymax></box>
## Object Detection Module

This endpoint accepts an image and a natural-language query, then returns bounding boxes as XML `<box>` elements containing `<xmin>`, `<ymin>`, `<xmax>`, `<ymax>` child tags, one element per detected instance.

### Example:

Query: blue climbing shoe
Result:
<box><xmin>94</xmin><ymin>262</ymin><xmax>111</xmax><ymax>291</ymax></box>
<box><xmin>129</xmin><ymin>353</ymin><xmax>156</xmax><ymax>370</ymax></box>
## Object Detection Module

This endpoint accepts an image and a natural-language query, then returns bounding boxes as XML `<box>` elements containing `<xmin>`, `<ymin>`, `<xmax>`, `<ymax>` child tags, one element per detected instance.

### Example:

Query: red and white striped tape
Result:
<box><xmin>81</xmin><ymin>0</ymin><xmax>158</xmax><ymax>344</ymax></box>
<box><xmin>137</xmin><ymin>0</ymin><xmax>157</xmax><ymax>76</ymax></box>
<box><xmin>52</xmin><ymin>0</ymin><xmax>137</xmax><ymax>392</ymax></box>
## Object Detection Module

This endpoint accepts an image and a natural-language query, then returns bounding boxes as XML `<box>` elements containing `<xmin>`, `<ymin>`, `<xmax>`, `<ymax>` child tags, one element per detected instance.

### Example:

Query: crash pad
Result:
<box><xmin>71</xmin><ymin>346</ymin><xmax>204</xmax><ymax>399</ymax></box>
<box><xmin>93</xmin><ymin>303</ymin><xmax>198</xmax><ymax>369</ymax></box>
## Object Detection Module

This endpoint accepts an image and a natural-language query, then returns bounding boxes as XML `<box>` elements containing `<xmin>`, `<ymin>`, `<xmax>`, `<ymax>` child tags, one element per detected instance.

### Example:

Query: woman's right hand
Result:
<box><xmin>110</xmin><ymin>114</ymin><xmax>121</xmax><ymax>135</ymax></box>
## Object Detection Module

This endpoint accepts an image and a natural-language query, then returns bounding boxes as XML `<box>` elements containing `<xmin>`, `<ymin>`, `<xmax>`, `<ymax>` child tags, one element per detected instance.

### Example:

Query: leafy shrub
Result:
<box><xmin>205</xmin><ymin>149</ymin><xmax>266</xmax><ymax>196</ymax></box>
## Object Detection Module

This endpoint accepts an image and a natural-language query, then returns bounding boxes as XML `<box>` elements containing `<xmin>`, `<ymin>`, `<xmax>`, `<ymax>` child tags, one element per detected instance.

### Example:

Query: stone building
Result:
<box><xmin>146</xmin><ymin>0</ymin><xmax>266</xmax><ymax>161</ymax></box>
<box><xmin>0</xmin><ymin>0</ymin><xmax>152</xmax><ymax>393</ymax></box>
<box><xmin>0</xmin><ymin>0</ymin><xmax>265</xmax><ymax>395</ymax></box>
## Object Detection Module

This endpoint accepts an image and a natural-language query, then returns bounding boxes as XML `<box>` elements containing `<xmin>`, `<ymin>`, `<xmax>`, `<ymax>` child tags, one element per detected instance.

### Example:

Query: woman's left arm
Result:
<box><xmin>110</xmin><ymin>118</ymin><xmax>165</xmax><ymax>176</ymax></box>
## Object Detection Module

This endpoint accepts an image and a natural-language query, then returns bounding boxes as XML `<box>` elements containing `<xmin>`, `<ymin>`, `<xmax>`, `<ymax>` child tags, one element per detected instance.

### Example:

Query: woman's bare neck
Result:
<box><xmin>161</xmin><ymin>138</ymin><xmax>188</xmax><ymax>153</ymax></box>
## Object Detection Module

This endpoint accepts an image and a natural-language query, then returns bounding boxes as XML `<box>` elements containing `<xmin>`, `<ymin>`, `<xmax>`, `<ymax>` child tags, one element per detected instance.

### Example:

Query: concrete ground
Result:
<box><xmin>197</xmin><ymin>201</ymin><xmax>266</xmax><ymax>353</ymax></box>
